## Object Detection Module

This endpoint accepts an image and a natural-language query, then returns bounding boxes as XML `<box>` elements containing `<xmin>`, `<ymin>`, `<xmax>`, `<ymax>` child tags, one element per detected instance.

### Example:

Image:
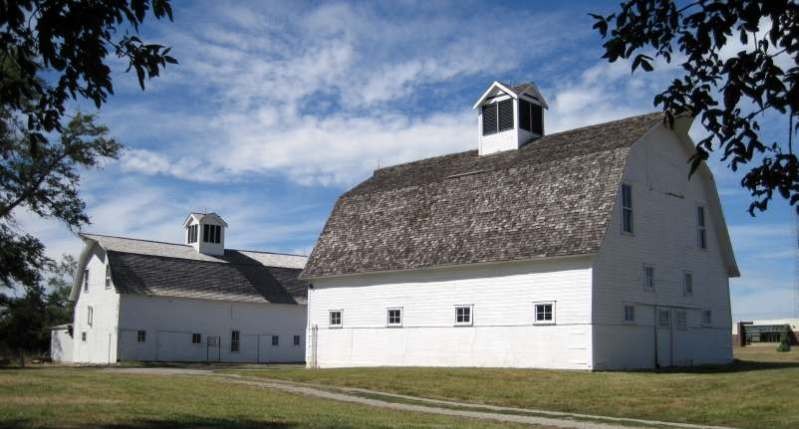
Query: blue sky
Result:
<box><xmin>17</xmin><ymin>0</ymin><xmax>797</xmax><ymax>321</ymax></box>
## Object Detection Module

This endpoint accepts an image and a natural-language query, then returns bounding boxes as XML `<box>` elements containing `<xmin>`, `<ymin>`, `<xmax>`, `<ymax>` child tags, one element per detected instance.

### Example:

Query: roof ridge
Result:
<box><xmin>105</xmin><ymin>249</ymin><xmax>304</xmax><ymax>269</ymax></box>
<box><xmin>82</xmin><ymin>232</ymin><xmax>308</xmax><ymax>257</ymax></box>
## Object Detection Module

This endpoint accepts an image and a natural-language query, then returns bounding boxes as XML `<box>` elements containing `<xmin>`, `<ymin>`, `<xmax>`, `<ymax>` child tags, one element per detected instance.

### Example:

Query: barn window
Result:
<box><xmin>83</xmin><ymin>269</ymin><xmax>89</xmax><ymax>292</ymax></box>
<box><xmin>192</xmin><ymin>333</ymin><xmax>201</xmax><ymax>344</ymax></box>
<box><xmin>621</xmin><ymin>184</ymin><xmax>633</xmax><ymax>234</ymax></box>
<box><xmin>481</xmin><ymin>99</ymin><xmax>514</xmax><ymax>136</ymax></box>
<box><xmin>272</xmin><ymin>335</ymin><xmax>279</xmax><ymax>346</ymax></box>
<box><xmin>293</xmin><ymin>335</ymin><xmax>301</xmax><ymax>346</ymax></box>
<box><xmin>643</xmin><ymin>265</ymin><xmax>655</xmax><ymax>289</ymax></box>
<box><xmin>137</xmin><ymin>330</ymin><xmax>146</xmax><ymax>343</ymax></box>
<box><xmin>105</xmin><ymin>265</ymin><xmax>112</xmax><ymax>289</ymax></box>
<box><xmin>454</xmin><ymin>305</ymin><xmax>472</xmax><ymax>326</ymax></box>
<box><xmin>697</xmin><ymin>206</ymin><xmax>707</xmax><ymax>249</ymax></box>
<box><xmin>702</xmin><ymin>310</ymin><xmax>712</xmax><ymax>326</ymax></box>
<box><xmin>387</xmin><ymin>308</ymin><xmax>402</xmax><ymax>327</ymax></box>
<box><xmin>231</xmin><ymin>330</ymin><xmax>240</xmax><ymax>352</ymax></box>
<box><xmin>329</xmin><ymin>310</ymin><xmax>342</xmax><ymax>327</ymax></box>
<box><xmin>87</xmin><ymin>306</ymin><xmax>93</xmax><ymax>326</ymax></box>
<box><xmin>683</xmin><ymin>272</ymin><xmax>694</xmax><ymax>296</ymax></box>
<box><xmin>518</xmin><ymin>99</ymin><xmax>544</xmax><ymax>135</ymax></box>
<box><xmin>81</xmin><ymin>332</ymin><xmax>87</xmax><ymax>342</ymax></box>
<box><xmin>534</xmin><ymin>302</ymin><xmax>555</xmax><ymax>324</ymax></box>
<box><xmin>676</xmin><ymin>311</ymin><xmax>688</xmax><ymax>330</ymax></box>
<box><xmin>658</xmin><ymin>310</ymin><xmax>671</xmax><ymax>328</ymax></box>
<box><xmin>202</xmin><ymin>224</ymin><xmax>221</xmax><ymax>244</ymax></box>
<box><xmin>624</xmin><ymin>305</ymin><xmax>635</xmax><ymax>322</ymax></box>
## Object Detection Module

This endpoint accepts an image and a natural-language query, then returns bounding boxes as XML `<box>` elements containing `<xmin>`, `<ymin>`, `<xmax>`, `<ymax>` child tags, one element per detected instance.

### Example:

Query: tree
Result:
<box><xmin>0</xmin><ymin>0</ymin><xmax>176</xmax><ymax>287</ymax></box>
<box><xmin>591</xmin><ymin>0</ymin><xmax>798</xmax><ymax>214</ymax></box>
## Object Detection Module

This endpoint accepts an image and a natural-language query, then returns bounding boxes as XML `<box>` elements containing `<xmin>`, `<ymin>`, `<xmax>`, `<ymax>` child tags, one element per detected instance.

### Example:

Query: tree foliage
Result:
<box><xmin>591</xmin><ymin>0</ymin><xmax>799</xmax><ymax>214</ymax></box>
<box><xmin>0</xmin><ymin>0</ymin><xmax>175</xmax><ymax>287</ymax></box>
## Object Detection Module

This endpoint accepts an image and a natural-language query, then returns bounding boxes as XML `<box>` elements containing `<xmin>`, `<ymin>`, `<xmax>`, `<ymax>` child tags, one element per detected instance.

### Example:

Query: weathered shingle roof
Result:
<box><xmin>79</xmin><ymin>234</ymin><xmax>308</xmax><ymax>304</ymax></box>
<box><xmin>302</xmin><ymin>112</ymin><xmax>664</xmax><ymax>279</ymax></box>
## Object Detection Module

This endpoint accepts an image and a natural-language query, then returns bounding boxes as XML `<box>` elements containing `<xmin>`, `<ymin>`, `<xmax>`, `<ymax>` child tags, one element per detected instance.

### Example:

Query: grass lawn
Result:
<box><xmin>232</xmin><ymin>345</ymin><xmax>799</xmax><ymax>429</ymax></box>
<box><xmin>0</xmin><ymin>368</ymin><xmax>539</xmax><ymax>428</ymax></box>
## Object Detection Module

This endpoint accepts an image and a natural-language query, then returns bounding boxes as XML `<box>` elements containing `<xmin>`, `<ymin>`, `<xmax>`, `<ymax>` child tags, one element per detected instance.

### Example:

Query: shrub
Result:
<box><xmin>777</xmin><ymin>335</ymin><xmax>791</xmax><ymax>353</ymax></box>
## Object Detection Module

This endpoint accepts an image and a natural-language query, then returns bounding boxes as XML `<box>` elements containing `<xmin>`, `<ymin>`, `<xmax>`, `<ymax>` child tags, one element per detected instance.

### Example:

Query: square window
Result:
<box><xmin>137</xmin><ymin>330</ymin><xmax>146</xmax><ymax>343</ymax></box>
<box><xmin>455</xmin><ymin>305</ymin><xmax>472</xmax><ymax>326</ymax></box>
<box><xmin>683</xmin><ymin>272</ymin><xmax>694</xmax><ymax>296</ymax></box>
<box><xmin>643</xmin><ymin>265</ymin><xmax>655</xmax><ymax>289</ymax></box>
<box><xmin>272</xmin><ymin>335</ymin><xmax>279</xmax><ymax>346</ymax></box>
<box><xmin>387</xmin><ymin>308</ymin><xmax>402</xmax><ymax>326</ymax></box>
<box><xmin>329</xmin><ymin>311</ymin><xmax>342</xmax><ymax>327</ymax></box>
<box><xmin>231</xmin><ymin>330</ymin><xmax>240</xmax><ymax>352</ymax></box>
<box><xmin>192</xmin><ymin>333</ymin><xmax>201</xmax><ymax>344</ymax></box>
<box><xmin>658</xmin><ymin>310</ymin><xmax>671</xmax><ymax>328</ymax></box>
<box><xmin>293</xmin><ymin>335</ymin><xmax>301</xmax><ymax>346</ymax></box>
<box><xmin>534</xmin><ymin>302</ymin><xmax>555</xmax><ymax>324</ymax></box>
<box><xmin>624</xmin><ymin>305</ymin><xmax>635</xmax><ymax>322</ymax></box>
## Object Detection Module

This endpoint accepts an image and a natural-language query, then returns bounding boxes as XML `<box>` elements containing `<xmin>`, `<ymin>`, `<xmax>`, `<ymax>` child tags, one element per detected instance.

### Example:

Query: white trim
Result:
<box><xmin>329</xmin><ymin>309</ymin><xmax>343</xmax><ymax>328</ymax></box>
<box><xmin>472</xmin><ymin>81</ymin><xmax>517</xmax><ymax>109</ymax></box>
<box><xmin>454</xmin><ymin>304</ymin><xmax>473</xmax><ymax>326</ymax></box>
<box><xmin>386</xmin><ymin>307</ymin><xmax>403</xmax><ymax>328</ymax></box>
<box><xmin>533</xmin><ymin>301</ymin><xmax>556</xmax><ymax>325</ymax></box>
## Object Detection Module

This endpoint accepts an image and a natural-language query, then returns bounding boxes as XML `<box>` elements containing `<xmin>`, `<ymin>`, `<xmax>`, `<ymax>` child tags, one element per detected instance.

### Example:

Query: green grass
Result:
<box><xmin>231</xmin><ymin>345</ymin><xmax>799</xmax><ymax>429</ymax></box>
<box><xmin>0</xmin><ymin>368</ymin><xmax>539</xmax><ymax>428</ymax></box>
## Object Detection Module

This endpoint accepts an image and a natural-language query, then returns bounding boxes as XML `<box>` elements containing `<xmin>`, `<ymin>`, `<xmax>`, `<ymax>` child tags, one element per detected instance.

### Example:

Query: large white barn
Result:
<box><xmin>302</xmin><ymin>81</ymin><xmax>739</xmax><ymax>370</ymax></box>
<box><xmin>64</xmin><ymin>212</ymin><xmax>308</xmax><ymax>364</ymax></box>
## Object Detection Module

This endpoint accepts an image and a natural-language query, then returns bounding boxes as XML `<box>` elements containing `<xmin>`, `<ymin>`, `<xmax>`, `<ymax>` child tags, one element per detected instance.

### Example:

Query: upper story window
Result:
<box><xmin>83</xmin><ymin>269</ymin><xmax>89</xmax><ymax>292</ymax></box>
<box><xmin>621</xmin><ymin>184</ymin><xmax>633</xmax><ymax>234</ymax></box>
<box><xmin>697</xmin><ymin>206</ymin><xmax>707</xmax><ymax>249</ymax></box>
<box><xmin>187</xmin><ymin>224</ymin><xmax>199</xmax><ymax>243</ymax></box>
<box><xmin>387</xmin><ymin>308</ymin><xmax>402</xmax><ymax>327</ymax></box>
<box><xmin>203</xmin><ymin>224</ymin><xmax>221</xmax><ymax>244</ymax></box>
<box><xmin>624</xmin><ymin>304</ymin><xmax>635</xmax><ymax>322</ymax></box>
<box><xmin>87</xmin><ymin>306</ymin><xmax>93</xmax><ymax>326</ymax></box>
<box><xmin>643</xmin><ymin>265</ymin><xmax>655</xmax><ymax>289</ymax></box>
<box><xmin>272</xmin><ymin>335</ymin><xmax>279</xmax><ymax>346</ymax></box>
<box><xmin>329</xmin><ymin>310</ymin><xmax>342</xmax><ymax>327</ymax></box>
<box><xmin>683</xmin><ymin>271</ymin><xmax>694</xmax><ymax>296</ymax></box>
<box><xmin>658</xmin><ymin>309</ymin><xmax>671</xmax><ymax>328</ymax></box>
<box><xmin>231</xmin><ymin>330</ymin><xmax>240</xmax><ymax>352</ymax></box>
<box><xmin>518</xmin><ymin>99</ymin><xmax>544</xmax><ymax>135</ymax></box>
<box><xmin>192</xmin><ymin>333</ymin><xmax>201</xmax><ymax>344</ymax></box>
<box><xmin>137</xmin><ymin>330</ymin><xmax>146</xmax><ymax>343</ymax></box>
<box><xmin>534</xmin><ymin>302</ymin><xmax>555</xmax><ymax>324</ymax></box>
<box><xmin>702</xmin><ymin>310</ymin><xmax>712</xmax><ymax>326</ymax></box>
<box><xmin>105</xmin><ymin>265</ymin><xmax>112</xmax><ymax>289</ymax></box>
<box><xmin>455</xmin><ymin>305</ymin><xmax>473</xmax><ymax>326</ymax></box>
<box><xmin>293</xmin><ymin>335</ymin><xmax>301</xmax><ymax>346</ymax></box>
<box><xmin>481</xmin><ymin>99</ymin><xmax>514</xmax><ymax>136</ymax></box>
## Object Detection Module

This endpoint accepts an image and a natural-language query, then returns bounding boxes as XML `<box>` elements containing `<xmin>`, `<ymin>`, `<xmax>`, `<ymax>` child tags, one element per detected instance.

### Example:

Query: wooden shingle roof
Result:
<box><xmin>302</xmin><ymin>112</ymin><xmax>664</xmax><ymax>279</ymax></box>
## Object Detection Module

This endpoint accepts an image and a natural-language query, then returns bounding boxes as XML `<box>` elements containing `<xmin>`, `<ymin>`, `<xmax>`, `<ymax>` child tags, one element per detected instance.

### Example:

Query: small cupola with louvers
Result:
<box><xmin>183</xmin><ymin>212</ymin><xmax>228</xmax><ymax>256</ymax></box>
<box><xmin>473</xmin><ymin>81</ymin><xmax>548</xmax><ymax>156</ymax></box>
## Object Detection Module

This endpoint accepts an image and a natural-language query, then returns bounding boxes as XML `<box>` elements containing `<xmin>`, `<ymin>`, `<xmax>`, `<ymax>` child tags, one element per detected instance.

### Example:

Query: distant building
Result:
<box><xmin>734</xmin><ymin>319</ymin><xmax>799</xmax><ymax>346</ymax></box>
<box><xmin>60</xmin><ymin>212</ymin><xmax>308</xmax><ymax>364</ymax></box>
<box><xmin>302</xmin><ymin>81</ymin><xmax>739</xmax><ymax>370</ymax></box>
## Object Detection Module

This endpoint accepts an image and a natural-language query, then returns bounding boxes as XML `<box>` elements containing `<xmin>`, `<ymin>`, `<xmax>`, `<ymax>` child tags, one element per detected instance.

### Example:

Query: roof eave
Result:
<box><xmin>472</xmin><ymin>81</ymin><xmax>517</xmax><ymax>110</ymax></box>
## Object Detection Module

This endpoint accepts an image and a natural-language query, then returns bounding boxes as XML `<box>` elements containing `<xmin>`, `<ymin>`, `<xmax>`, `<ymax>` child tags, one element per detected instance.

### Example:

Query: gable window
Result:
<box><xmin>643</xmin><ymin>265</ymin><xmax>655</xmax><ymax>289</ymax></box>
<box><xmin>702</xmin><ymin>310</ymin><xmax>712</xmax><ymax>326</ymax></box>
<box><xmin>455</xmin><ymin>305</ymin><xmax>473</xmax><ymax>326</ymax></box>
<box><xmin>202</xmin><ymin>224</ymin><xmax>221</xmax><ymax>244</ymax></box>
<box><xmin>105</xmin><ymin>265</ymin><xmax>112</xmax><ymax>289</ymax></box>
<box><xmin>658</xmin><ymin>310</ymin><xmax>671</xmax><ymax>328</ymax></box>
<box><xmin>293</xmin><ymin>335</ymin><xmax>301</xmax><ymax>346</ymax></box>
<box><xmin>676</xmin><ymin>310</ymin><xmax>688</xmax><ymax>330</ymax></box>
<box><xmin>83</xmin><ymin>269</ymin><xmax>89</xmax><ymax>292</ymax></box>
<box><xmin>272</xmin><ymin>335</ymin><xmax>279</xmax><ymax>346</ymax></box>
<box><xmin>187</xmin><ymin>224</ymin><xmax>198</xmax><ymax>243</ymax></box>
<box><xmin>697</xmin><ymin>206</ymin><xmax>707</xmax><ymax>249</ymax></box>
<box><xmin>683</xmin><ymin>272</ymin><xmax>694</xmax><ymax>296</ymax></box>
<box><xmin>534</xmin><ymin>302</ymin><xmax>555</xmax><ymax>324</ymax></box>
<box><xmin>231</xmin><ymin>330</ymin><xmax>240</xmax><ymax>352</ymax></box>
<box><xmin>81</xmin><ymin>332</ymin><xmax>87</xmax><ymax>342</ymax></box>
<box><xmin>387</xmin><ymin>308</ymin><xmax>402</xmax><ymax>327</ymax></box>
<box><xmin>621</xmin><ymin>184</ymin><xmax>633</xmax><ymax>233</ymax></box>
<box><xmin>137</xmin><ymin>330</ymin><xmax>146</xmax><ymax>343</ymax></box>
<box><xmin>329</xmin><ymin>310</ymin><xmax>342</xmax><ymax>327</ymax></box>
<box><xmin>624</xmin><ymin>305</ymin><xmax>635</xmax><ymax>322</ymax></box>
<box><xmin>192</xmin><ymin>333</ymin><xmax>201</xmax><ymax>344</ymax></box>
<box><xmin>87</xmin><ymin>306</ymin><xmax>93</xmax><ymax>326</ymax></box>
<box><xmin>481</xmin><ymin>99</ymin><xmax>514</xmax><ymax>136</ymax></box>
<box><xmin>518</xmin><ymin>99</ymin><xmax>544</xmax><ymax>135</ymax></box>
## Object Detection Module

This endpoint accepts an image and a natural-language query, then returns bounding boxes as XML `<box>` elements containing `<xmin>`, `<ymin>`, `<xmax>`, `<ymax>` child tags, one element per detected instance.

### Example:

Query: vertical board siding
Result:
<box><xmin>308</xmin><ymin>257</ymin><xmax>593</xmax><ymax>369</ymax></box>
<box><xmin>593</xmin><ymin>124</ymin><xmax>733</xmax><ymax>369</ymax></box>
<box><xmin>71</xmin><ymin>248</ymin><xmax>121</xmax><ymax>364</ymax></box>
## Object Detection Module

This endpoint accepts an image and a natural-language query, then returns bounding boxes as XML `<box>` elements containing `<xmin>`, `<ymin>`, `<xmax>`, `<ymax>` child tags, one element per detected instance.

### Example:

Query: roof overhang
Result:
<box><xmin>183</xmin><ymin>212</ymin><xmax>228</xmax><ymax>228</ymax></box>
<box><xmin>472</xmin><ymin>81</ymin><xmax>549</xmax><ymax>110</ymax></box>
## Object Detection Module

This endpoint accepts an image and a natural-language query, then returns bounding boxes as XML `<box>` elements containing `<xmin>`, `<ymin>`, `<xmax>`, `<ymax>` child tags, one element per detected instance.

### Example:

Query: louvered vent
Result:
<box><xmin>482</xmin><ymin>104</ymin><xmax>498</xmax><ymax>135</ymax></box>
<box><xmin>498</xmin><ymin>99</ymin><xmax>514</xmax><ymax>132</ymax></box>
<box><xmin>531</xmin><ymin>103</ymin><xmax>543</xmax><ymax>135</ymax></box>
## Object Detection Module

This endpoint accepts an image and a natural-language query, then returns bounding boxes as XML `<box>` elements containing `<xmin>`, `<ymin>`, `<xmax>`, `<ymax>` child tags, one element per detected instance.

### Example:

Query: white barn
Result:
<box><xmin>64</xmin><ymin>212</ymin><xmax>308</xmax><ymax>364</ymax></box>
<box><xmin>302</xmin><ymin>81</ymin><xmax>739</xmax><ymax>370</ymax></box>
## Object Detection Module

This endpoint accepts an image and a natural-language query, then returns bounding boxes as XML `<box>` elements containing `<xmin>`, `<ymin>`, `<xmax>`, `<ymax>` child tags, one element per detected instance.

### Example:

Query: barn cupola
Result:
<box><xmin>473</xmin><ymin>81</ymin><xmax>548</xmax><ymax>156</ymax></box>
<box><xmin>183</xmin><ymin>212</ymin><xmax>228</xmax><ymax>256</ymax></box>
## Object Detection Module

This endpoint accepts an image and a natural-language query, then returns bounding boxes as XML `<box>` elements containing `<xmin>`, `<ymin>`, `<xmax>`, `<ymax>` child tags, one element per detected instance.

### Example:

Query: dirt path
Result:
<box><xmin>105</xmin><ymin>367</ymin><xmax>736</xmax><ymax>429</ymax></box>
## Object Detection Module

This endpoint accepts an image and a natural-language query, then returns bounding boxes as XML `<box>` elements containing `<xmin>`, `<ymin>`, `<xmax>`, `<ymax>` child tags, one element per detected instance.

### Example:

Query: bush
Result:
<box><xmin>777</xmin><ymin>335</ymin><xmax>791</xmax><ymax>352</ymax></box>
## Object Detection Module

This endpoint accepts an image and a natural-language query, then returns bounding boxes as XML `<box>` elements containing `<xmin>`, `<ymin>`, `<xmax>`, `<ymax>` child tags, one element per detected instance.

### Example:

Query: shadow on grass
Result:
<box><xmin>649</xmin><ymin>359</ymin><xmax>799</xmax><ymax>374</ymax></box>
<box><xmin>0</xmin><ymin>418</ymin><xmax>296</xmax><ymax>428</ymax></box>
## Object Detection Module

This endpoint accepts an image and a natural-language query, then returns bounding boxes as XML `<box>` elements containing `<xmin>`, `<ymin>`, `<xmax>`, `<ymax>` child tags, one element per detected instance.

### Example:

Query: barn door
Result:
<box><xmin>656</xmin><ymin>309</ymin><xmax>673</xmax><ymax>367</ymax></box>
<box><xmin>206</xmin><ymin>336</ymin><xmax>221</xmax><ymax>362</ymax></box>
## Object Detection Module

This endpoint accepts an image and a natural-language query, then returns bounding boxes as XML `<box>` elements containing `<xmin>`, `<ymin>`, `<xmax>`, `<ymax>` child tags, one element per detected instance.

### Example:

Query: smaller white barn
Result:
<box><xmin>64</xmin><ymin>212</ymin><xmax>309</xmax><ymax>364</ymax></box>
<box><xmin>49</xmin><ymin>324</ymin><xmax>73</xmax><ymax>362</ymax></box>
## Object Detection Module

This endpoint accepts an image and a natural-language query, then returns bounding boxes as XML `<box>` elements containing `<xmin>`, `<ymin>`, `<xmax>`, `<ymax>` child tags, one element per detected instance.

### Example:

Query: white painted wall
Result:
<box><xmin>592</xmin><ymin>123</ymin><xmax>734</xmax><ymax>369</ymax></box>
<box><xmin>307</xmin><ymin>257</ymin><xmax>594</xmax><ymax>369</ymax></box>
<box><xmin>49</xmin><ymin>327</ymin><xmax>73</xmax><ymax>362</ymax></box>
<box><xmin>118</xmin><ymin>295</ymin><xmax>306</xmax><ymax>363</ymax></box>
<box><xmin>72</xmin><ymin>247</ymin><xmax>121</xmax><ymax>364</ymax></box>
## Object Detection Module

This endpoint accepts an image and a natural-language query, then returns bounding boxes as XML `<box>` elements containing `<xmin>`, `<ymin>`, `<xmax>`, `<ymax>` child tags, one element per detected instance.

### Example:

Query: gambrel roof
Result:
<box><xmin>302</xmin><ymin>113</ymin><xmax>669</xmax><ymax>279</ymax></box>
<box><xmin>72</xmin><ymin>234</ymin><xmax>308</xmax><ymax>304</ymax></box>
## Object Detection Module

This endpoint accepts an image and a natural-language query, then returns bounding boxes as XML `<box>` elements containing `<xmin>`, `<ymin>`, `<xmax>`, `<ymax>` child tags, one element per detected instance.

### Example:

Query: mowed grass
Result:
<box><xmin>0</xmin><ymin>368</ymin><xmax>538</xmax><ymax>428</ymax></box>
<box><xmin>233</xmin><ymin>345</ymin><xmax>799</xmax><ymax>429</ymax></box>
